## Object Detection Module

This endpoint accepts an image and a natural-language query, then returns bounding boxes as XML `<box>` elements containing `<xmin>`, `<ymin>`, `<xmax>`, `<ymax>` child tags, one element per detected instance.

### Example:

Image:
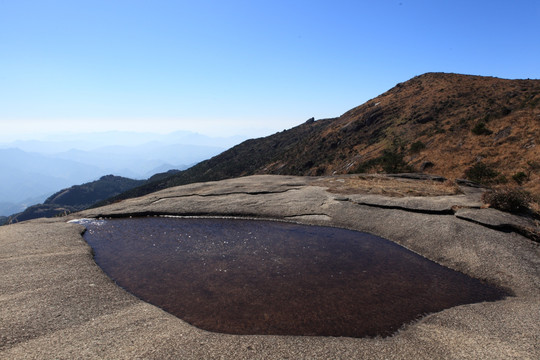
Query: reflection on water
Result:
<box><xmin>78</xmin><ymin>217</ymin><xmax>508</xmax><ymax>338</ymax></box>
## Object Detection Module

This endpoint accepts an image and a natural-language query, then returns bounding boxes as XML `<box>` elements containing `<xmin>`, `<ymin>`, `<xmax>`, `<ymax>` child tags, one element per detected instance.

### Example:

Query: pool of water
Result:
<box><xmin>78</xmin><ymin>217</ymin><xmax>508</xmax><ymax>338</ymax></box>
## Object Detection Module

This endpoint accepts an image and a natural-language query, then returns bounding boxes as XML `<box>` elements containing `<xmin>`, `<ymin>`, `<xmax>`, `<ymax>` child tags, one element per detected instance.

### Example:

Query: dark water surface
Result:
<box><xmin>79</xmin><ymin>217</ymin><xmax>508</xmax><ymax>338</ymax></box>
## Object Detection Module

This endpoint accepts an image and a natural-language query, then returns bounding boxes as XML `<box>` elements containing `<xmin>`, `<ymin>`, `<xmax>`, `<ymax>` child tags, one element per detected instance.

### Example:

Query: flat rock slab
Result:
<box><xmin>1</xmin><ymin>175</ymin><xmax>539</xmax><ymax>359</ymax></box>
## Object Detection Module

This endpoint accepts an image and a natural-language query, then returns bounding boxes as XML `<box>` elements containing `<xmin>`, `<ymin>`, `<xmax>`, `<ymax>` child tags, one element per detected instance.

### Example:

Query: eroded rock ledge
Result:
<box><xmin>1</xmin><ymin>175</ymin><xmax>539</xmax><ymax>359</ymax></box>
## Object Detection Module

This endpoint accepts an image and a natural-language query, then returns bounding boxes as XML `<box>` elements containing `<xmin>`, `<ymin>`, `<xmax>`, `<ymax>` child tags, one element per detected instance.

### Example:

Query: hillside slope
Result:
<box><xmin>8</xmin><ymin>175</ymin><xmax>145</xmax><ymax>223</ymax></box>
<box><xmin>102</xmin><ymin>72</ymin><xmax>540</xmax><ymax>204</ymax></box>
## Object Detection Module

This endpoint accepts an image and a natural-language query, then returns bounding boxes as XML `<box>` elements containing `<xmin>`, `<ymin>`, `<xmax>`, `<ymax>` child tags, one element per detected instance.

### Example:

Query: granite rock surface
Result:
<box><xmin>1</xmin><ymin>175</ymin><xmax>539</xmax><ymax>359</ymax></box>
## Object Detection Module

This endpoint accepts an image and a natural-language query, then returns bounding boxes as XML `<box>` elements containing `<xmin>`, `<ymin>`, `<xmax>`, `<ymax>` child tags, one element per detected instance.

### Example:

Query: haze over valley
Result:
<box><xmin>0</xmin><ymin>130</ymin><xmax>244</xmax><ymax>216</ymax></box>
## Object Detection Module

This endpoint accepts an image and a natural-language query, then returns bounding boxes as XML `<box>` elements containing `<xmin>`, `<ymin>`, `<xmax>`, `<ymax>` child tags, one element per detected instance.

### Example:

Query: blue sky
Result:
<box><xmin>1</xmin><ymin>0</ymin><xmax>539</xmax><ymax>141</ymax></box>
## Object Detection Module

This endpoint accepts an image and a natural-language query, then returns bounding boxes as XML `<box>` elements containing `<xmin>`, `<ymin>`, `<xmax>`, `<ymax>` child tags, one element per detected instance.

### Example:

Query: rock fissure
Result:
<box><xmin>283</xmin><ymin>213</ymin><xmax>331</xmax><ymax>219</ymax></box>
<box><xmin>345</xmin><ymin>199</ymin><xmax>456</xmax><ymax>215</ymax></box>
<box><xmin>150</xmin><ymin>187</ymin><xmax>303</xmax><ymax>204</ymax></box>
<box><xmin>91</xmin><ymin>211</ymin><xmax>266</xmax><ymax>220</ymax></box>
<box><xmin>343</xmin><ymin>198</ymin><xmax>539</xmax><ymax>242</ymax></box>
<box><xmin>454</xmin><ymin>215</ymin><xmax>540</xmax><ymax>243</ymax></box>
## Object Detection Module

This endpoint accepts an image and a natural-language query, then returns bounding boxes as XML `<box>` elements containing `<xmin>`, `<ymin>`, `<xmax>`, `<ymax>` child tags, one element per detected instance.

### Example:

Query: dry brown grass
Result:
<box><xmin>313</xmin><ymin>175</ymin><xmax>461</xmax><ymax>197</ymax></box>
<box><xmin>310</xmin><ymin>73</ymin><xmax>540</xmax><ymax>197</ymax></box>
<box><xmin>108</xmin><ymin>73</ymin><xmax>539</xmax><ymax>206</ymax></box>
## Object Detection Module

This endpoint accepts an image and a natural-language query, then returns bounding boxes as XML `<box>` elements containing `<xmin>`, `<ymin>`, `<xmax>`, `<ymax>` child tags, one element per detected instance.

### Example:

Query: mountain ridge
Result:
<box><xmin>6</xmin><ymin>175</ymin><xmax>145</xmax><ymax>224</ymax></box>
<box><xmin>99</xmin><ymin>72</ymin><xmax>539</xmax><ymax>205</ymax></box>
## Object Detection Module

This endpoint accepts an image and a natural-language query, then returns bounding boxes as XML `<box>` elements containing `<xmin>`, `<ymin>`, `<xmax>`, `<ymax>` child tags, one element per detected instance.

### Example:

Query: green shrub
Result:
<box><xmin>500</xmin><ymin>107</ymin><xmax>511</xmax><ymax>116</ymax></box>
<box><xmin>482</xmin><ymin>187</ymin><xmax>532</xmax><ymax>213</ymax></box>
<box><xmin>464</xmin><ymin>162</ymin><xmax>499</xmax><ymax>184</ymax></box>
<box><xmin>512</xmin><ymin>171</ymin><xmax>528</xmax><ymax>185</ymax></box>
<box><xmin>350</xmin><ymin>149</ymin><xmax>412</xmax><ymax>174</ymax></box>
<box><xmin>471</xmin><ymin>122</ymin><xmax>493</xmax><ymax>135</ymax></box>
<box><xmin>410</xmin><ymin>141</ymin><xmax>426</xmax><ymax>154</ymax></box>
<box><xmin>351</xmin><ymin>158</ymin><xmax>380</xmax><ymax>174</ymax></box>
<box><xmin>315</xmin><ymin>166</ymin><xmax>326</xmax><ymax>176</ymax></box>
<box><xmin>303</xmin><ymin>160</ymin><xmax>314</xmax><ymax>169</ymax></box>
<box><xmin>380</xmin><ymin>149</ymin><xmax>413</xmax><ymax>173</ymax></box>
<box><xmin>495</xmin><ymin>175</ymin><xmax>508</xmax><ymax>184</ymax></box>
<box><xmin>527</xmin><ymin>161</ymin><xmax>540</xmax><ymax>171</ymax></box>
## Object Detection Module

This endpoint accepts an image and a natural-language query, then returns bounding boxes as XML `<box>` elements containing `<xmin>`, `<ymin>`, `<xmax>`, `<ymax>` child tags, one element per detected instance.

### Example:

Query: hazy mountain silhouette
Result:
<box><xmin>0</xmin><ymin>131</ymin><xmax>244</xmax><ymax>215</ymax></box>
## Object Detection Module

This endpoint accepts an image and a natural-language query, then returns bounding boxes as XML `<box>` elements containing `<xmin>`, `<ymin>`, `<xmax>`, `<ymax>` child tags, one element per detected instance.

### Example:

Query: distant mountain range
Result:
<box><xmin>99</xmin><ymin>72</ymin><xmax>539</xmax><ymax>205</ymax></box>
<box><xmin>0</xmin><ymin>131</ymin><xmax>244</xmax><ymax>216</ymax></box>
<box><xmin>0</xmin><ymin>148</ymin><xmax>105</xmax><ymax>215</ymax></box>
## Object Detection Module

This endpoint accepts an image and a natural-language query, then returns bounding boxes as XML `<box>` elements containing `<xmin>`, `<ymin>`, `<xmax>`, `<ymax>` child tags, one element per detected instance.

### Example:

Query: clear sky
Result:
<box><xmin>1</xmin><ymin>0</ymin><xmax>539</xmax><ymax>141</ymax></box>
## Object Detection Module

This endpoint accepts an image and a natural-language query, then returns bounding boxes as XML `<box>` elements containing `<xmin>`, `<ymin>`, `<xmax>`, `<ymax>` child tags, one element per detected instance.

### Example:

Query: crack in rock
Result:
<box><xmin>454</xmin><ymin>215</ymin><xmax>540</xmax><ymax>243</ymax></box>
<box><xmin>151</xmin><ymin>188</ymin><xmax>303</xmax><ymax>204</ymax></box>
<box><xmin>345</xmin><ymin>199</ymin><xmax>456</xmax><ymax>215</ymax></box>
<box><xmin>284</xmin><ymin>214</ymin><xmax>332</xmax><ymax>221</ymax></box>
<box><xmin>341</xmin><ymin>197</ymin><xmax>539</xmax><ymax>242</ymax></box>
